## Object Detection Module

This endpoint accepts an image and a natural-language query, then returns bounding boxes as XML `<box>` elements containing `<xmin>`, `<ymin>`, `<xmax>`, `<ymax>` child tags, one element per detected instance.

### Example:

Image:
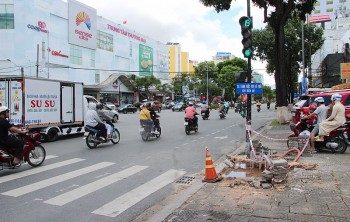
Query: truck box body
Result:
<box><xmin>0</xmin><ymin>76</ymin><xmax>85</xmax><ymax>141</ymax></box>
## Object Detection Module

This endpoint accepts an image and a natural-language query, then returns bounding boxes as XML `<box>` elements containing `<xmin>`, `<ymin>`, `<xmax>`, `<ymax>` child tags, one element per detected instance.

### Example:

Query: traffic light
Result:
<box><xmin>239</xmin><ymin>16</ymin><xmax>253</xmax><ymax>58</ymax></box>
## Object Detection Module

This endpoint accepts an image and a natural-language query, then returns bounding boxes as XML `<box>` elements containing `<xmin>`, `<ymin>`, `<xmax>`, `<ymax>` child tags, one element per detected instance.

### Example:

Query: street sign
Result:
<box><xmin>236</xmin><ymin>83</ymin><xmax>262</xmax><ymax>94</ymax></box>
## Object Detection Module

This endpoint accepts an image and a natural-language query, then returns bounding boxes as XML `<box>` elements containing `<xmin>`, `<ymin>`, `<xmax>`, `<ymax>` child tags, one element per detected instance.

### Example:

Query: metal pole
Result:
<box><xmin>245</xmin><ymin>0</ymin><xmax>252</xmax><ymax>156</ymax></box>
<box><xmin>21</xmin><ymin>67</ymin><xmax>24</xmax><ymax>77</ymax></box>
<box><xmin>206</xmin><ymin>63</ymin><xmax>209</xmax><ymax>104</ymax></box>
<box><xmin>36</xmin><ymin>44</ymin><xmax>39</xmax><ymax>78</ymax></box>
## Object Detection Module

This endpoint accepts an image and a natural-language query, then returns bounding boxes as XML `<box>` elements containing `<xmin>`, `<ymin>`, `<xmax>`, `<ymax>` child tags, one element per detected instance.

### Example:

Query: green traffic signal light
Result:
<box><xmin>239</xmin><ymin>16</ymin><xmax>252</xmax><ymax>29</ymax></box>
<box><xmin>239</xmin><ymin>16</ymin><xmax>253</xmax><ymax>58</ymax></box>
<box><xmin>243</xmin><ymin>48</ymin><xmax>252</xmax><ymax>57</ymax></box>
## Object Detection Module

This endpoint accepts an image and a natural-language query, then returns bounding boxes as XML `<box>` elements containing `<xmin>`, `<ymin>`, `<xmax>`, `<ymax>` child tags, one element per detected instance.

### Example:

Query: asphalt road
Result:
<box><xmin>0</xmin><ymin>105</ymin><xmax>275</xmax><ymax>222</ymax></box>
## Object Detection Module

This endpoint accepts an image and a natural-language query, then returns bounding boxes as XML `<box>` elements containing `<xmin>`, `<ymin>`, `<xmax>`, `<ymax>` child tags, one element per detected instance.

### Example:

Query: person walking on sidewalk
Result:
<box><xmin>302</xmin><ymin>97</ymin><xmax>328</xmax><ymax>152</ymax></box>
<box><xmin>318</xmin><ymin>94</ymin><xmax>346</xmax><ymax>141</ymax></box>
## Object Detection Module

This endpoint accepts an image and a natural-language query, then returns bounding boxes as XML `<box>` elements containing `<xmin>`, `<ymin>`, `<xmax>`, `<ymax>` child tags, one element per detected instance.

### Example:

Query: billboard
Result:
<box><xmin>308</xmin><ymin>15</ymin><xmax>331</xmax><ymax>23</ymax></box>
<box><xmin>139</xmin><ymin>44</ymin><xmax>153</xmax><ymax>76</ymax></box>
<box><xmin>341</xmin><ymin>63</ymin><xmax>350</xmax><ymax>79</ymax></box>
<box><xmin>68</xmin><ymin>0</ymin><xmax>97</xmax><ymax>49</ymax></box>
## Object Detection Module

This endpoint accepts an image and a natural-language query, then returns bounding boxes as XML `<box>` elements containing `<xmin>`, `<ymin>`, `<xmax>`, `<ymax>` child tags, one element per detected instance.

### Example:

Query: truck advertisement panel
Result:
<box><xmin>9</xmin><ymin>81</ymin><xmax>23</xmax><ymax>124</ymax></box>
<box><xmin>0</xmin><ymin>82</ymin><xmax>8</xmax><ymax>107</ymax></box>
<box><xmin>25</xmin><ymin>79</ymin><xmax>60</xmax><ymax>125</ymax></box>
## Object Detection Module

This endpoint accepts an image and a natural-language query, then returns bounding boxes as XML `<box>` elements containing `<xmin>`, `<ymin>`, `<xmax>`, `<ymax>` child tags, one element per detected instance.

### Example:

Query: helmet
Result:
<box><xmin>315</xmin><ymin>97</ymin><xmax>324</xmax><ymax>103</ymax></box>
<box><xmin>96</xmin><ymin>103</ymin><xmax>103</xmax><ymax>110</ymax></box>
<box><xmin>331</xmin><ymin>93</ymin><xmax>342</xmax><ymax>101</ymax></box>
<box><xmin>309</xmin><ymin>104</ymin><xmax>316</xmax><ymax>110</ymax></box>
<box><xmin>146</xmin><ymin>103</ymin><xmax>151</xmax><ymax>108</ymax></box>
<box><xmin>0</xmin><ymin>106</ymin><xmax>9</xmax><ymax>113</ymax></box>
<box><xmin>188</xmin><ymin>102</ymin><xmax>193</xmax><ymax>106</ymax></box>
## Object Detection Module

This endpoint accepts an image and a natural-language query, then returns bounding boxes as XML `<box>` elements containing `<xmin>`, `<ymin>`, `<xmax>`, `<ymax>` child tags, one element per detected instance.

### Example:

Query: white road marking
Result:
<box><xmin>214</xmin><ymin>136</ymin><xmax>228</xmax><ymax>139</ymax></box>
<box><xmin>92</xmin><ymin>169</ymin><xmax>186</xmax><ymax>218</ymax></box>
<box><xmin>2</xmin><ymin>162</ymin><xmax>114</xmax><ymax>197</ymax></box>
<box><xmin>0</xmin><ymin>158</ymin><xmax>85</xmax><ymax>184</ymax></box>
<box><xmin>44</xmin><ymin>165</ymin><xmax>148</xmax><ymax>206</ymax></box>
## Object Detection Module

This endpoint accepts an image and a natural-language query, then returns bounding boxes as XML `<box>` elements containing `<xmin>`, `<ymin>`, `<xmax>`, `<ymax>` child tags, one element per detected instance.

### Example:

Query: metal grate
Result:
<box><xmin>175</xmin><ymin>176</ymin><xmax>196</xmax><ymax>185</ymax></box>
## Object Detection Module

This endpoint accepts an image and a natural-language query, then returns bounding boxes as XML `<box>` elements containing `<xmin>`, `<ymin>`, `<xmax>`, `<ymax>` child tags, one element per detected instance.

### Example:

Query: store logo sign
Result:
<box><xmin>27</xmin><ymin>20</ymin><xmax>48</xmax><ymax>33</ymax></box>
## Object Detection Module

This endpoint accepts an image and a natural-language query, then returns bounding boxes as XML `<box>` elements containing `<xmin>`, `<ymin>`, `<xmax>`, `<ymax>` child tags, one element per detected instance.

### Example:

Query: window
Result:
<box><xmin>91</xmin><ymin>50</ymin><xmax>95</xmax><ymax>67</ymax></box>
<box><xmin>326</xmin><ymin>0</ymin><xmax>333</xmax><ymax>4</ymax></box>
<box><xmin>0</xmin><ymin>4</ymin><xmax>14</xmax><ymax>29</ymax></box>
<box><xmin>97</xmin><ymin>30</ymin><xmax>113</xmax><ymax>52</ymax></box>
<box><xmin>314</xmin><ymin>10</ymin><xmax>321</xmax><ymax>14</ymax></box>
<box><xmin>95</xmin><ymin>70</ymin><xmax>100</xmax><ymax>83</ymax></box>
<box><xmin>339</xmin><ymin>0</ymin><xmax>346</xmax><ymax>3</ymax></box>
<box><xmin>70</xmin><ymin>45</ymin><xmax>82</xmax><ymax>65</ymax></box>
<box><xmin>327</xmin><ymin>8</ymin><xmax>334</xmax><ymax>12</ymax></box>
<box><xmin>315</xmin><ymin>2</ymin><xmax>321</xmax><ymax>6</ymax></box>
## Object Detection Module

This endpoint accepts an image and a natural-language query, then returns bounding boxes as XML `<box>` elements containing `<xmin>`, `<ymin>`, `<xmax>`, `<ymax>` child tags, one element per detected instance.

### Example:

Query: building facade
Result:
<box><xmin>0</xmin><ymin>0</ymin><xmax>169</xmax><ymax>103</ymax></box>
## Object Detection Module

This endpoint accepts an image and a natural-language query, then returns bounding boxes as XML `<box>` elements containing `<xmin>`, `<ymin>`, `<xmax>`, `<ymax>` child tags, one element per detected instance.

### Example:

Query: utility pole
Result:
<box><xmin>206</xmin><ymin>63</ymin><xmax>209</xmax><ymax>104</ymax></box>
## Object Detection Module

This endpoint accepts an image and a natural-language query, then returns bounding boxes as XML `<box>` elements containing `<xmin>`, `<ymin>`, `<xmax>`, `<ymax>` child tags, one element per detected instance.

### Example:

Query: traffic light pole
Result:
<box><xmin>245</xmin><ymin>0</ymin><xmax>252</xmax><ymax>156</ymax></box>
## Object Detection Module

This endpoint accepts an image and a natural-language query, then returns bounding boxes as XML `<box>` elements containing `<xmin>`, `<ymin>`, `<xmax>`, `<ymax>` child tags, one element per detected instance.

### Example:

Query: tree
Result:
<box><xmin>253</xmin><ymin>16</ymin><xmax>324</xmax><ymax>103</ymax></box>
<box><xmin>128</xmin><ymin>75</ymin><xmax>161</xmax><ymax>100</ymax></box>
<box><xmin>199</xmin><ymin>0</ymin><xmax>316</xmax><ymax>122</ymax></box>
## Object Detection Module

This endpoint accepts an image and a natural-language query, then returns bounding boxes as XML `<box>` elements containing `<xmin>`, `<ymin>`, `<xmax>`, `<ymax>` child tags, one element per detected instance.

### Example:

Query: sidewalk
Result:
<box><xmin>163</xmin><ymin>122</ymin><xmax>350</xmax><ymax>222</ymax></box>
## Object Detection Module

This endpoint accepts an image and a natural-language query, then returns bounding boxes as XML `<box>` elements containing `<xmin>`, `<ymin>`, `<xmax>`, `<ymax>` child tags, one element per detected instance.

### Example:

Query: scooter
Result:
<box><xmin>219</xmin><ymin>110</ymin><xmax>226</xmax><ymax>119</ymax></box>
<box><xmin>288</xmin><ymin>117</ymin><xmax>350</xmax><ymax>153</ymax></box>
<box><xmin>184</xmin><ymin>116</ymin><xmax>198</xmax><ymax>135</ymax></box>
<box><xmin>84</xmin><ymin>120</ymin><xmax>120</xmax><ymax>148</ymax></box>
<box><xmin>201</xmin><ymin>110</ymin><xmax>209</xmax><ymax>120</ymax></box>
<box><xmin>0</xmin><ymin>132</ymin><xmax>46</xmax><ymax>169</ymax></box>
<box><xmin>140</xmin><ymin>118</ymin><xmax>161</xmax><ymax>141</ymax></box>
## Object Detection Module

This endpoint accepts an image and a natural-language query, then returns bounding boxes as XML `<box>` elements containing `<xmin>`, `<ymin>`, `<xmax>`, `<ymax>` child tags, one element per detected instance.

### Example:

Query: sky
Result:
<box><xmin>76</xmin><ymin>0</ymin><xmax>275</xmax><ymax>86</ymax></box>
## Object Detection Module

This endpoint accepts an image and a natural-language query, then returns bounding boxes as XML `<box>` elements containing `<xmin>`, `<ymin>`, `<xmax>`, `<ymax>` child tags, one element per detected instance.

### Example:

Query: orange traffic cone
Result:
<box><xmin>202</xmin><ymin>148</ymin><xmax>222</xmax><ymax>183</ymax></box>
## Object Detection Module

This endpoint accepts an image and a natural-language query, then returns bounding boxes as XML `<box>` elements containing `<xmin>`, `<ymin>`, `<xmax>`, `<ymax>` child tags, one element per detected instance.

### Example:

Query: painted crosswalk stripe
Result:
<box><xmin>9</xmin><ymin>155</ymin><xmax>58</xmax><ymax>167</ymax></box>
<box><xmin>44</xmin><ymin>165</ymin><xmax>148</xmax><ymax>206</ymax></box>
<box><xmin>92</xmin><ymin>169</ymin><xmax>186</xmax><ymax>217</ymax></box>
<box><xmin>0</xmin><ymin>158</ymin><xmax>85</xmax><ymax>184</ymax></box>
<box><xmin>2</xmin><ymin>162</ymin><xmax>114</xmax><ymax>197</ymax></box>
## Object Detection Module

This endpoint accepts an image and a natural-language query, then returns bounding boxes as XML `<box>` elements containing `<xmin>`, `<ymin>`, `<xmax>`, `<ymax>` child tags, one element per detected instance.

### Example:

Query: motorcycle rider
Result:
<box><xmin>146</xmin><ymin>103</ymin><xmax>160</xmax><ymax>130</ymax></box>
<box><xmin>224</xmin><ymin>101</ymin><xmax>229</xmax><ymax>113</ymax></box>
<box><xmin>302</xmin><ymin>97</ymin><xmax>328</xmax><ymax>152</ymax></box>
<box><xmin>256</xmin><ymin>100</ymin><xmax>262</xmax><ymax>111</ymax></box>
<box><xmin>139</xmin><ymin>104</ymin><xmax>157</xmax><ymax>133</ymax></box>
<box><xmin>0</xmin><ymin>106</ymin><xmax>27</xmax><ymax>165</ymax></box>
<box><xmin>318</xmin><ymin>94</ymin><xmax>346</xmax><ymax>142</ymax></box>
<box><xmin>85</xmin><ymin>103</ymin><xmax>108</xmax><ymax>140</ymax></box>
<box><xmin>96</xmin><ymin>103</ymin><xmax>113</xmax><ymax>139</ymax></box>
<box><xmin>200</xmin><ymin>102</ymin><xmax>210</xmax><ymax>117</ymax></box>
<box><xmin>267</xmin><ymin>100</ymin><xmax>271</xmax><ymax>109</ymax></box>
<box><xmin>185</xmin><ymin>102</ymin><xmax>199</xmax><ymax>127</ymax></box>
<box><xmin>218</xmin><ymin>102</ymin><xmax>225</xmax><ymax>114</ymax></box>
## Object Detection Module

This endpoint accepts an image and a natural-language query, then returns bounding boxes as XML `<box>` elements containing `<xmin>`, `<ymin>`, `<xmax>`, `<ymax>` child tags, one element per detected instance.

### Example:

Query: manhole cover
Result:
<box><xmin>175</xmin><ymin>176</ymin><xmax>196</xmax><ymax>185</ymax></box>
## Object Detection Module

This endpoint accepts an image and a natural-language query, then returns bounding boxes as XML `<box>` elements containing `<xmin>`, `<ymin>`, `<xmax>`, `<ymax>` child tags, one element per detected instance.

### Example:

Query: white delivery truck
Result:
<box><xmin>0</xmin><ymin>76</ymin><xmax>98</xmax><ymax>142</ymax></box>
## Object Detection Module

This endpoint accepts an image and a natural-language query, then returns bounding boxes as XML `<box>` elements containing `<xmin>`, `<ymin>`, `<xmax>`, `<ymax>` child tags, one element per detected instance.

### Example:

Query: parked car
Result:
<box><xmin>100</xmin><ymin>105</ymin><xmax>119</xmax><ymax>123</ymax></box>
<box><xmin>104</xmin><ymin>102</ymin><xmax>116</xmax><ymax>110</ymax></box>
<box><xmin>117</xmin><ymin>104</ymin><xmax>137</xmax><ymax>114</ymax></box>
<box><xmin>290</xmin><ymin>89</ymin><xmax>350</xmax><ymax>125</ymax></box>
<box><xmin>165</xmin><ymin>102</ymin><xmax>175</xmax><ymax>109</ymax></box>
<box><xmin>172</xmin><ymin>102</ymin><xmax>187</xmax><ymax>111</ymax></box>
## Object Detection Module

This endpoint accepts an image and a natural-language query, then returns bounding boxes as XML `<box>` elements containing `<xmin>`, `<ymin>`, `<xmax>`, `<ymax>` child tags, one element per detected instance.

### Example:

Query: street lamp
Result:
<box><xmin>206</xmin><ymin>63</ymin><xmax>209</xmax><ymax>104</ymax></box>
<box><xmin>7</xmin><ymin>59</ymin><xmax>24</xmax><ymax>77</ymax></box>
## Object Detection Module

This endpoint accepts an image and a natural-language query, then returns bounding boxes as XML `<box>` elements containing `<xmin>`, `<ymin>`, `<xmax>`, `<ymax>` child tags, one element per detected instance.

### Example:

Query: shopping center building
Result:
<box><xmin>0</xmin><ymin>0</ymin><xmax>170</xmax><ymax>103</ymax></box>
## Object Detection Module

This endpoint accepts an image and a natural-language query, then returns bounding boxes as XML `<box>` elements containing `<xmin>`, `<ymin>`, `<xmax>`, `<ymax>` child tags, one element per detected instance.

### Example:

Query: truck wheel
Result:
<box><xmin>45</xmin><ymin>128</ymin><xmax>58</xmax><ymax>142</ymax></box>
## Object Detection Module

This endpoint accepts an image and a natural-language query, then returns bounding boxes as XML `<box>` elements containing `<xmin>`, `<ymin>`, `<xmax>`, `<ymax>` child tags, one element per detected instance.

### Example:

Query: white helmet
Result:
<box><xmin>331</xmin><ymin>93</ymin><xmax>342</xmax><ymax>101</ymax></box>
<box><xmin>0</xmin><ymin>106</ymin><xmax>9</xmax><ymax>113</ymax></box>
<box><xmin>315</xmin><ymin>97</ymin><xmax>324</xmax><ymax>103</ymax></box>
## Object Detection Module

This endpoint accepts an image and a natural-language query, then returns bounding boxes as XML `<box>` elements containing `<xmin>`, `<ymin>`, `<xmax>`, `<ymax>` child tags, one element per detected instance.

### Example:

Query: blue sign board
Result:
<box><xmin>216</xmin><ymin>52</ymin><xmax>231</xmax><ymax>56</ymax></box>
<box><xmin>236</xmin><ymin>83</ymin><xmax>263</xmax><ymax>94</ymax></box>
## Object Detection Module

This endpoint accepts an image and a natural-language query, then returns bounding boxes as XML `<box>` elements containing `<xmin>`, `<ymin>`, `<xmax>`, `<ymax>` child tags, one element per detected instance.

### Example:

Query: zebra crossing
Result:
<box><xmin>0</xmin><ymin>156</ymin><xmax>186</xmax><ymax>218</ymax></box>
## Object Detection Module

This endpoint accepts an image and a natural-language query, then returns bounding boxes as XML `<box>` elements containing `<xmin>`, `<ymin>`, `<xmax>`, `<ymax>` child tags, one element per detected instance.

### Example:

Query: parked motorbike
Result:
<box><xmin>288</xmin><ymin>117</ymin><xmax>350</xmax><ymax>153</ymax></box>
<box><xmin>140</xmin><ymin>118</ymin><xmax>161</xmax><ymax>141</ymax></box>
<box><xmin>184</xmin><ymin>117</ymin><xmax>198</xmax><ymax>135</ymax></box>
<box><xmin>201</xmin><ymin>110</ymin><xmax>209</xmax><ymax>120</ymax></box>
<box><xmin>257</xmin><ymin>105</ymin><xmax>261</xmax><ymax>112</ymax></box>
<box><xmin>219</xmin><ymin>111</ymin><xmax>226</xmax><ymax>119</ymax></box>
<box><xmin>85</xmin><ymin>120</ymin><xmax>120</xmax><ymax>148</ymax></box>
<box><xmin>0</xmin><ymin>132</ymin><xmax>46</xmax><ymax>169</ymax></box>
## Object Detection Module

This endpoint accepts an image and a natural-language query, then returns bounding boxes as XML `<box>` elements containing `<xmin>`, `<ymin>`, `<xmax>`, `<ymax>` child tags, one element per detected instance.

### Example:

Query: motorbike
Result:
<box><xmin>257</xmin><ymin>105</ymin><xmax>261</xmax><ymax>112</ymax></box>
<box><xmin>0</xmin><ymin>132</ymin><xmax>46</xmax><ymax>169</ymax></box>
<box><xmin>84</xmin><ymin>120</ymin><xmax>120</xmax><ymax>148</ymax></box>
<box><xmin>184</xmin><ymin>116</ymin><xmax>198</xmax><ymax>135</ymax></box>
<box><xmin>140</xmin><ymin>118</ymin><xmax>161</xmax><ymax>141</ymax></box>
<box><xmin>234</xmin><ymin>106</ymin><xmax>239</xmax><ymax>113</ymax></box>
<box><xmin>219</xmin><ymin>110</ymin><xmax>226</xmax><ymax>119</ymax></box>
<box><xmin>288</xmin><ymin>117</ymin><xmax>350</xmax><ymax>153</ymax></box>
<box><xmin>267</xmin><ymin>103</ymin><xmax>270</xmax><ymax>110</ymax></box>
<box><xmin>201</xmin><ymin>110</ymin><xmax>209</xmax><ymax>120</ymax></box>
